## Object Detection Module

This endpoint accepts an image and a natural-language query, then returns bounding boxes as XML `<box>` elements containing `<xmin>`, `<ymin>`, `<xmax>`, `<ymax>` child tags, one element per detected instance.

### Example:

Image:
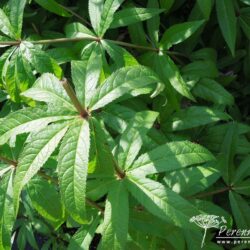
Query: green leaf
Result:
<box><xmin>98</xmin><ymin>0</ymin><xmax>125</xmax><ymax>36</ymax></box>
<box><xmin>58</xmin><ymin>119</ymin><xmax>90</xmax><ymax>224</ymax></box>
<box><xmin>193</xmin><ymin>78</ymin><xmax>234</xmax><ymax>105</ymax></box>
<box><xmin>116</xmin><ymin>111</ymin><xmax>158</xmax><ymax>170</ymax></box>
<box><xmin>101</xmin><ymin>40</ymin><xmax>138</xmax><ymax>68</ymax></box>
<box><xmin>125</xmin><ymin>176</ymin><xmax>199</xmax><ymax>229</ymax></box>
<box><xmin>164</xmin><ymin>166</ymin><xmax>220</xmax><ymax>196</ymax></box>
<box><xmin>0</xmin><ymin>9</ymin><xmax>15</xmax><ymax>38</ymax></box>
<box><xmin>9</xmin><ymin>0</ymin><xmax>26</xmax><ymax>39</ymax></box>
<box><xmin>27</xmin><ymin>177</ymin><xmax>65</xmax><ymax>229</ymax></box>
<box><xmin>239</xmin><ymin>16</ymin><xmax>250</xmax><ymax>39</ymax></box>
<box><xmin>163</xmin><ymin>106</ymin><xmax>231</xmax><ymax>131</ymax></box>
<box><xmin>110</xmin><ymin>8</ymin><xmax>164</xmax><ymax>28</ymax></box>
<box><xmin>129</xmin><ymin>141</ymin><xmax>215</xmax><ymax>176</ymax></box>
<box><xmin>47</xmin><ymin>47</ymin><xmax>78</xmax><ymax>64</ymax></box>
<box><xmin>128</xmin><ymin>21</ymin><xmax>148</xmax><ymax>46</ymax></box>
<box><xmin>216</xmin><ymin>0</ymin><xmax>236</xmax><ymax>56</ymax></box>
<box><xmin>0</xmin><ymin>170</ymin><xmax>14</xmax><ymax>250</ymax></box>
<box><xmin>197</xmin><ymin>0</ymin><xmax>213</xmax><ymax>20</ymax></box>
<box><xmin>0</xmin><ymin>106</ymin><xmax>74</xmax><ymax>145</ymax></box>
<box><xmin>22</xmin><ymin>73</ymin><xmax>75</xmax><ymax>112</ymax></box>
<box><xmin>13</xmin><ymin>122</ymin><xmax>68</xmax><ymax>213</ymax></box>
<box><xmin>89</xmin><ymin>118</ymin><xmax>115</xmax><ymax>176</ymax></box>
<box><xmin>156</xmin><ymin>53</ymin><xmax>195</xmax><ymax>100</ymax></box>
<box><xmin>159</xmin><ymin>0</ymin><xmax>174</xmax><ymax>12</ymax></box>
<box><xmin>89</xmin><ymin>66</ymin><xmax>159</xmax><ymax>110</ymax></box>
<box><xmin>241</xmin><ymin>0</ymin><xmax>250</xmax><ymax>5</ymax></box>
<box><xmin>160</xmin><ymin>20</ymin><xmax>204</xmax><ymax>49</ymax></box>
<box><xmin>99</xmin><ymin>181</ymin><xmax>129</xmax><ymax>250</ymax></box>
<box><xmin>4</xmin><ymin>52</ymin><xmax>35</xmax><ymax>102</ymax></box>
<box><xmin>229</xmin><ymin>191</ymin><xmax>250</xmax><ymax>228</ymax></box>
<box><xmin>233</xmin><ymin>180</ymin><xmax>250</xmax><ymax>196</ymax></box>
<box><xmin>20</xmin><ymin>42</ymin><xmax>62</xmax><ymax>78</ymax></box>
<box><xmin>87</xmin><ymin>178</ymin><xmax>115</xmax><ymax>200</ymax></box>
<box><xmin>147</xmin><ymin>0</ymin><xmax>160</xmax><ymax>44</ymax></box>
<box><xmin>130</xmin><ymin>210</ymin><xmax>178</xmax><ymax>242</ymax></box>
<box><xmin>233</xmin><ymin>155</ymin><xmax>250</xmax><ymax>183</ymax></box>
<box><xmin>34</xmin><ymin>0</ymin><xmax>71</xmax><ymax>17</ymax></box>
<box><xmin>219</xmin><ymin>122</ymin><xmax>238</xmax><ymax>184</ymax></box>
<box><xmin>182</xmin><ymin>60</ymin><xmax>219</xmax><ymax>79</ymax></box>
<box><xmin>71</xmin><ymin>42</ymin><xmax>102</xmax><ymax>106</ymax></box>
<box><xmin>65</xmin><ymin>22</ymin><xmax>95</xmax><ymax>38</ymax></box>
<box><xmin>88</xmin><ymin>0</ymin><xmax>104</xmax><ymax>33</ymax></box>
<box><xmin>3</xmin><ymin>51</ymin><xmax>19</xmax><ymax>102</ymax></box>
<box><xmin>68</xmin><ymin>215</ymin><xmax>100</xmax><ymax>250</ymax></box>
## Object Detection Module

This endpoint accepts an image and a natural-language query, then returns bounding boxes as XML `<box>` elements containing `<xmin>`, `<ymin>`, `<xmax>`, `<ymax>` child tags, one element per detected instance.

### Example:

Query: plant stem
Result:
<box><xmin>201</xmin><ymin>228</ymin><xmax>207</xmax><ymax>248</ymax></box>
<box><xmin>32</xmin><ymin>36</ymin><xmax>99</xmax><ymax>45</ymax></box>
<box><xmin>86</xmin><ymin>198</ymin><xmax>104</xmax><ymax>214</ymax></box>
<box><xmin>0</xmin><ymin>156</ymin><xmax>17</xmax><ymax>167</ymax></box>
<box><xmin>37</xmin><ymin>171</ymin><xmax>58</xmax><ymax>184</ymax></box>
<box><xmin>106</xmin><ymin>39</ymin><xmax>160</xmax><ymax>52</ymax></box>
<box><xmin>61</xmin><ymin>78</ymin><xmax>89</xmax><ymax>118</ymax></box>
<box><xmin>0</xmin><ymin>37</ymin><xmax>189</xmax><ymax>59</ymax></box>
<box><xmin>57</xmin><ymin>3</ymin><xmax>91</xmax><ymax>26</ymax></box>
<box><xmin>110</xmin><ymin>155</ymin><xmax>125</xmax><ymax>179</ymax></box>
<box><xmin>189</xmin><ymin>186</ymin><xmax>231</xmax><ymax>199</ymax></box>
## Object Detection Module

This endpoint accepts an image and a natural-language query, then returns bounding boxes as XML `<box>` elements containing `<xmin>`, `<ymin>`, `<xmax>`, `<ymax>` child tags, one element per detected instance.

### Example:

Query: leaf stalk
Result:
<box><xmin>61</xmin><ymin>78</ymin><xmax>89</xmax><ymax>119</ymax></box>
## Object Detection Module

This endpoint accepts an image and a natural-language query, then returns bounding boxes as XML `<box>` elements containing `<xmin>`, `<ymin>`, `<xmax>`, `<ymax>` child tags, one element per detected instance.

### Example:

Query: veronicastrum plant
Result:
<box><xmin>0</xmin><ymin>0</ymin><xmax>250</xmax><ymax>249</ymax></box>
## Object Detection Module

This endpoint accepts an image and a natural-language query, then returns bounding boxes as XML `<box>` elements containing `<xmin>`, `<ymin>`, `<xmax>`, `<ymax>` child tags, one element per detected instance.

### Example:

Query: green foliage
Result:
<box><xmin>0</xmin><ymin>0</ymin><xmax>249</xmax><ymax>249</ymax></box>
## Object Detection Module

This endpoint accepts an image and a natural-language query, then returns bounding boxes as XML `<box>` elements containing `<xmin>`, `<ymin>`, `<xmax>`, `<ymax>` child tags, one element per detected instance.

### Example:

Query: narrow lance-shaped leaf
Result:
<box><xmin>27</xmin><ymin>177</ymin><xmax>65</xmax><ymax>229</ymax></box>
<box><xmin>4</xmin><ymin>51</ymin><xmax>35</xmax><ymax>102</ymax></box>
<box><xmin>197</xmin><ymin>0</ymin><xmax>213</xmax><ymax>20</ymax></box>
<box><xmin>129</xmin><ymin>141</ymin><xmax>215</xmax><ymax>176</ymax></box>
<box><xmin>116</xmin><ymin>111</ymin><xmax>158</xmax><ymax>170</ymax></box>
<box><xmin>98</xmin><ymin>0</ymin><xmax>125</xmax><ymax>36</ymax></box>
<box><xmin>58</xmin><ymin>119</ymin><xmax>90</xmax><ymax>224</ymax></box>
<box><xmin>160</xmin><ymin>20</ymin><xmax>205</xmax><ymax>49</ymax></box>
<box><xmin>192</xmin><ymin>78</ymin><xmax>234</xmax><ymax>106</ymax></box>
<box><xmin>147</xmin><ymin>0</ymin><xmax>160</xmax><ymax>44</ymax></box>
<box><xmin>233</xmin><ymin>155</ymin><xmax>250</xmax><ymax>184</ymax></box>
<box><xmin>0</xmin><ymin>106</ymin><xmax>75</xmax><ymax>145</ymax></box>
<box><xmin>9</xmin><ymin>0</ymin><xmax>26</xmax><ymax>39</ymax></box>
<box><xmin>156</xmin><ymin>53</ymin><xmax>195</xmax><ymax>101</ymax></box>
<box><xmin>219</xmin><ymin>123</ymin><xmax>238</xmax><ymax>185</ymax></box>
<box><xmin>34</xmin><ymin>0</ymin><xmax>71</xmax><ymax>17</ymax></box>
<box><xmin>3</xmin><ymin>51</ymin><xmax>19</xmax><ymax>102</ymax></box>
<box><xmin>68</xmin><ymin>214</ymin><xmax>101</xmax><ymax>250</ymax></box>
<box><xmin>164</xmin><ymin>166</ymin><xmax>220</xmax><ymax>196</ymax></box>
<box><xmin>22</xmin><ymin>73</ymin><xmax>76</xmax><ymax>112</ymax></box>
<box><xmin>71</xmin><ymin>42</ymin><xmax>102</xmax><ymax>106</ymax></box>
<box><xmin>229</xmin><ymin>191</ymin><xmax>250</xmax><ymax>228</ymax></box>
<box><xmin>89</xmin><ymin>117</ymin><xmax>115</xmax><ymax>176</ymax></box>
<box><xmin>20</xmin><ymin>42</ymin><xmax>62</xmax><ymax>78</ymax></box>
<box><xmin>125</xmin><ymin>176</ymin><xmax>199</xmax><ymax>230</ymax></box>
<box><xmin>0</xmin><ymin>170</ymin><xmax>15</xmax><ymax>250</ymax></box>
<box><xmin>101</xmin><ymin>40</ymin><xmax>138</xmax><ymax>68</ymax></box>
<box><xmin>99</xmin><ymin>181</ymin><xmax>129</xmax><ymax>250</ymax></box>
<box><xmin>216</xmin><ymin>0</ymin><xmax>236</xmax><ymax>56</ymax></box>
<box><xmin>163</xmin><ymin>106</ymin><xmax>231</xmax><ymax>132</ymax></box>
<box><xmin>0</xmin><ymin>9</ymin><xmax>15</xmax><ymax>38</ymax></box>
<box><xmin>13</xmin><ymin>123</ymin><xmax>69</xmax><ymax>213</ymax></box>
<box><xmin>89</xmin><ymin>66</ymin><xmax>159</xmax><ymax>110</ymax></box>
<box><xmin>65</xmin><ymin>22</ymin><xmax>95</xmax><ymax>38</ymax></box>
<box><xmin>88</xmin><ymin>0</ymin><xmax>104</xmax><ymax>33</ymax></box>
<box><xmin>110</xmin><ymin>7</ymin><xmax>164</xmax><ymax>28</ymax></box>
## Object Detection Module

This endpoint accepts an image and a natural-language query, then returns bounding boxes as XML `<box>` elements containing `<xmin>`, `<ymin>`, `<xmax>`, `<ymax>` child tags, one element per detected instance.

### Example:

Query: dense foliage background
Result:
<box><xmin>0</xmin><ymin>0</ymin><xmax>250</xmax><ymax>249</ymax></box>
